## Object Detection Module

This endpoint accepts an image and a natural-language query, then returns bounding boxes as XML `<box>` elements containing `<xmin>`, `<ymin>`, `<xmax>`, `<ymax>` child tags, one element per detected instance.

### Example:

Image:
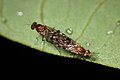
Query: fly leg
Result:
<box><xmin>69</xmin><ymin>53</ymin><xmax>76</xmax><ymax>58</ymax></box>
<box><xmin>34</xmin><ymin>36</ymin><xmax>40</xmax><ymax>45</ymax></box>
<box><xmin>34</xmin><ymin>36</ymin><xmax>46</xmax><ymax>51</ymax></box>
<box><xmin>41</xmin><ymin>36</ymin><xmax>46</xmax><ymax>51</ymax></box>
<box><xmin>54</xmin><ymin>45</ymin><xmax>62</xmax><ymax>56</ymax></box>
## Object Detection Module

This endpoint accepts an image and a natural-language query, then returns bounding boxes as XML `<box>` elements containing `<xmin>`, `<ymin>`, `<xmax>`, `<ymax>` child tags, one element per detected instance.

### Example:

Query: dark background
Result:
<box><xmin>0</xmin><ymin>35</ymin><xmax>119</xmax><ymax>78</ymax></box>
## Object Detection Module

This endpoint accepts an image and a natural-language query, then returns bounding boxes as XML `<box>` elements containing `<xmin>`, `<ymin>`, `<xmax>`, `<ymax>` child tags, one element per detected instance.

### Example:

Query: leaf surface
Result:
<box><xmin>0</xmin><ymin>0</ymin><xmax>120</xmax><ymax>68</ymax></box>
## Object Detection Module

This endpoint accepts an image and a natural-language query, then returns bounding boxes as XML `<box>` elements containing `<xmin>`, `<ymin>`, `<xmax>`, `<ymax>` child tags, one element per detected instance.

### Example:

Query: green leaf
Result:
<box><xmin>0</xmin><ymin>0</ymin><xmax>120</xmax><ymax>68</ymax></box>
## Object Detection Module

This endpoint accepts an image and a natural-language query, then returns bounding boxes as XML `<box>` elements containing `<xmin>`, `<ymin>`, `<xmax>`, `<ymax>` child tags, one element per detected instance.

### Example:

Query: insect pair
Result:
<box><xmin>31</xmin><ymin>22</ymin><xmax>91</xmax><ymax>58</ymax></box>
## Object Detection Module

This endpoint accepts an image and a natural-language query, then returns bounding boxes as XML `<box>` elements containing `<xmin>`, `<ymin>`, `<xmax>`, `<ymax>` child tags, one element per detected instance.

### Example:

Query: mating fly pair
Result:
<box><xmin>31</xmin><ymin>22</ymin><xmax>91</xmax><ymax>58</ymax></box>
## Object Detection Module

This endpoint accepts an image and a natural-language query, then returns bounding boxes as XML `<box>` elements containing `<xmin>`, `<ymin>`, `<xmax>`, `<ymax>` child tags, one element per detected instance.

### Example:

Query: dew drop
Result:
<box><xmin>86</xmin><ymin>42</ymin><xmax>90</xmax><ymax>47</ymax></box>
<box><xmin>107</xmin><ymin>30</ymin><xmax>113</xmax><ymax>35</ymax></box>
<box><xmin>17</xmin><ymin>11</ymin><xmax>23</xmax><ymax>16</ymax></box>
<box><xmin>66</xmin><ymin>28</ymin><xmax>73</xmax><ymax>35</ymax></box>
<box><xmin>116</xmin><ymin>20</ymin><xmax>120</xmax><ymax>26</ymax></box>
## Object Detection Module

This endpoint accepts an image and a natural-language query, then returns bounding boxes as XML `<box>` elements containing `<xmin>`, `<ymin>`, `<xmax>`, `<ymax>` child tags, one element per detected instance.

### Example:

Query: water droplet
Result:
<box><xmin>2</xmin><ymin>17</ymin><xmax>7</xmax><ymax>23</ymax></box>
<box><xmin>66</xmin><ymin>28</ymin><xmax>73</xmax><ymax>35</ymax></box>
<box><xmin>116</xmin><ymin>20</ymin><xmax>120</xmax><ymax>26</ymax></box>
<box><xmin>107</xmin><ymin>30</ymin><xmax>113</xmax><ymax>35</ymax></box>
<box><xmin>86</xmin><ymin>42</ymin><xmax>90</xmax><ymax>47</ymax></box>
<box><xmin>17</xmin><ymin>11</ymin><xmax>23</xmax><ymax>16</ymax></box>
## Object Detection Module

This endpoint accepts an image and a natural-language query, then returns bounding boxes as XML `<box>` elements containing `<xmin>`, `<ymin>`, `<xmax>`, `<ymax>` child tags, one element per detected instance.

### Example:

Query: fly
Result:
<box><xmin>31</xmin><ymin>22</ymin><xmax>91</xmax><ymax>58</ymax></box>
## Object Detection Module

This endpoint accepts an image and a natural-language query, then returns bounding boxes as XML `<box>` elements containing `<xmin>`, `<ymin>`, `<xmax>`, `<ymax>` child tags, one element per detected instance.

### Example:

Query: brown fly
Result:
<box><xmin>31</xmin><ymin>22</ymin><xmax>91</xmax><ymax>58</ymax></box>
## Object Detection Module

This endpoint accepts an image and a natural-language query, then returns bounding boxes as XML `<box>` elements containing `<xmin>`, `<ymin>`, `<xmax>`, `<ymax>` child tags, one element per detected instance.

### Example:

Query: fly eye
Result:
<box><xmin>31</xmin><ymin>22</ymin><xmax>37</xmax><ymax>30</ymax></box>
<box><xmin>31</xmin><ymin>24</ymin><xmax>35</xmax><ymax>30</ymax></box>
<box><xmin>33</xmin><ymin>22</ymin><xmax>37</xmax><ymax>25</ymax></box>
